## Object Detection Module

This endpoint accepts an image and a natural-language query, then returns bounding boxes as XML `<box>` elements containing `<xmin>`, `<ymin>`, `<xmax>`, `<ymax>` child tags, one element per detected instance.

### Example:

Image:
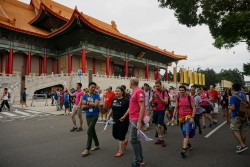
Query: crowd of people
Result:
<box><xmin>0</xmin><ymin>78</ymin><xmax>249</xmax><ymax>167</ymax></box>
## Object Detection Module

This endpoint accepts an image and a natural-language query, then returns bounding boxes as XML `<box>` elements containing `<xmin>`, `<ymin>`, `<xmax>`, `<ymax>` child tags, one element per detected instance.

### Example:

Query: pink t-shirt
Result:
<box><xmin>129</xmin><ymin>88</ymin><xmax>146</xmax><ymax>121</ymax></box>
<box><xmin>153</xmin><ymin>91</ymin><xmax>168</xmax><ymax>111</ymax></box>
<box><xmin>200</xmin><ymin>91</ymin><xmax>210</xmax><ymax>106</ymax></box>
<box><xmin>177</xmin><ymin>95</ymin><xmax>194</xmax><ymax>115</ymax></box>
<box><xmin>75</xmin><ymin>89</ymin><xmax>84</xmax><ymax>105</ymax></box>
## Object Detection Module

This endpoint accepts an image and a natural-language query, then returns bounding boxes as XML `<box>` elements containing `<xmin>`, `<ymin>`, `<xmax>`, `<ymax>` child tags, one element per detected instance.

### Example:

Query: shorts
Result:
<box><xmin>22</xmin><ymin>98</ymin><xmax>26</xmax><ymax>102</ymax></box>
<box><xmin>230</xmin><ymin>117</ymin><xmax>247</xmax><ymax>133</ymax></box>
<box><xmin>72</xmin><ymin>104</ymin><xmax>82</xmax><ymax>116</ymax></box>
<box><xmin>153</xmin><ymin>110</ymin><xmax>165</xmax><ymax>125</ymax></box>
<box><xmin>180</xmin><ymin>118</ymin><xmax>195</xmax><ymax>138</ymax></box>
<box><xmin>211</xmin><ymin>103</ymin><xmax>219</xmax><ymax>113</ymax></box>
<box><xmin>64</xmin><ymin>102</ymin><xmax>69</xmax><ymax>109</ymax></box>
<box><xmin>201</xmin><ymin>106</ymin><xmax>210</xmax><ymax>114</ymax></box>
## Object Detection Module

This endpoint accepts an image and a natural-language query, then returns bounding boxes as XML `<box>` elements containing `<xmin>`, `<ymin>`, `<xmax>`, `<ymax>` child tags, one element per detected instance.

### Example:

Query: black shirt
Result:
<box><xmin>111</xmin><ymin>97</ymin><xmax>129</xmax><ymax>122</ymax></box>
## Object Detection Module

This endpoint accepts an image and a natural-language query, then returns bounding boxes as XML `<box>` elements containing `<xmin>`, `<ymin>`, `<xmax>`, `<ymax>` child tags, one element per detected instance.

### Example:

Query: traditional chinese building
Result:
<box><xmin>0</xmin><ymin>0</ymin><xmax>187</xmax><ymax>80</ymax></box>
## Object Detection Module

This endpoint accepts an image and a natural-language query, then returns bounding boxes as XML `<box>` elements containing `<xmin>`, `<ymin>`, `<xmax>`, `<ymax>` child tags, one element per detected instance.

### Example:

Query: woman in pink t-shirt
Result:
<box><xmin>172</xmin><ymin>85</ymin><xmax>195</xmax><ymax>157</ymax></box>
<box><xmin>200</xmin><ymin>86</ymin><xmax>213</xmax><ymax>128</ymax></box>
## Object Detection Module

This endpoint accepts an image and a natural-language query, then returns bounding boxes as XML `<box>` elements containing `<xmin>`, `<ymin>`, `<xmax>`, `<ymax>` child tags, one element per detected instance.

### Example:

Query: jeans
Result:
<box><xmin>86</xmin><ymin>115</ymin><xmax>99</xmax><ymax>150</ymax></box>
<box><xmin>130</xmin><ymin>120</ymin><xmax>144</xmax><ymax>164</ymax></box>
<box><xmin>0</xmin><ymin>100</ymin><xmax>10</xmax><ymax>110</ymax></box>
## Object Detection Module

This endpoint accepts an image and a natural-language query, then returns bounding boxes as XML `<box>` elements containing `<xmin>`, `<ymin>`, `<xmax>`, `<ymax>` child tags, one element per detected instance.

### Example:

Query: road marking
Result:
<box><xmin>13</xmin><ymin>110</ymin><xmax>31</xmax><ymax>116</ymax></box>
<box><xmin>24</xmin><ymin>110</ymin><xmax>41</xmax><ymax>114</ymax></box>
<box><xmin>205</xmin><ymin>121</ymin><xmax>227</xmax><ymax>138</ymax></box>
<box><xmin>1</xmin><ymin>112</ymin><xmax>17</xmax><ymax>117</ymax></box>
<box><xmin>0</xmin><ymin>115</ymin><xmax>2</xmax><ymax>118</ymax></box>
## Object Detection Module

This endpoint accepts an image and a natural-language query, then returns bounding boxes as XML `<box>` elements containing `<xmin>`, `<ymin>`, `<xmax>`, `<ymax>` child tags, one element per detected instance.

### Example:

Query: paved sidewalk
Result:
<box><xmin>12</xmin><ymin>99</ymin><xmax>65</xmax><ymax>116</ymax></box>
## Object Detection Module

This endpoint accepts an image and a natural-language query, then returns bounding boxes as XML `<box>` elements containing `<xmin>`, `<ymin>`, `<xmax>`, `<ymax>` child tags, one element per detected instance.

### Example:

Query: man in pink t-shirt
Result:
<box><xmin>120</xmin><ymin>77</ymin><xmax>145</xmax><ymax>167</ymax></box>
<box><xmin>67</xmin><ymin>83</ymin><xmax>84</xmax><ymax>132</ymax></box>
<box><xmin>149</xmin><ymin>80</ymin><xmax>168</xmax><ymax>147</ymax></box>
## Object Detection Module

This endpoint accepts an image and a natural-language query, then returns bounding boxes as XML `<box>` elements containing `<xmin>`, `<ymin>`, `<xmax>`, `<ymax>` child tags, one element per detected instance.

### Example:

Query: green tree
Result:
<box><xmin>201</xmin><ymin>68</ymin><xmax>220</xmax><ymax>88</ymax></box>
<box><xmin>243</xmin><ymin>63</ymin><xmax>250</xmax><ymax>76</ymax></box>
<box><xmin>158</xmin><ymin>0</ymin><xmax>250</xmax><ymax>51</ymax></box>
<box><xmin>218</xmin><ymin>68</ymin><xmax>245</xmax><ymax>86</ymax></box>
<box><xmin>161</xmin><ymin>70</ymin><xmax>173</xmax><ymax>81</ymax></box>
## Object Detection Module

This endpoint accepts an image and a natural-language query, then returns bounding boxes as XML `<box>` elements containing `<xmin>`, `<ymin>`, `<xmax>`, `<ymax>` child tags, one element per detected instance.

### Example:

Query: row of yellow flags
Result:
<box><xmin>173</xmin><ymin>67</ymin><xmax>205</xmax><ymax>85</ymax></box>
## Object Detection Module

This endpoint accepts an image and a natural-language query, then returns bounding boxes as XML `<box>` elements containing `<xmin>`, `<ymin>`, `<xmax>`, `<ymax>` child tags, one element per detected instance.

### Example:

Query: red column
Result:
<box><xmin>133</xmin><ymin>65</ymin><xmax>136</xmax><ymax>77</ymax></box>
<box><xmin>165</xmin><ymin>68</ymin><xmax>168</xmax><ymax>81</ymax></box>
<box><xmin>38</xmin><ymin>57</ymin><xmax>41</xmax><ymax>75</ymax></box>
<box><xmin>145</xmin><ymin>64</ymin><xmax>149</xmax><ymax>80</ymax></box>
<box><xmin>157</xmin><ymin>67</ymin><xmax>160</xmax><ymax>80</ymax></box>
<box><xmin>68</xmin><ymin>53</ymin><xmax>71</xmax><ymax>75</ymax></box>
<box><xmin>27</xmin><ymin>51</ymin><xmax>31</xmax><ymax>75</ymax></box>
<box><xmin>92</xmin><ymin>58</ymin><xmax>96</xmax><ymax>74</ymax></box>
<box><xmin>23</xmin><ymin>54</ymin><xmax>27</xmax><ymax>75</ymax></box>
<box><xmin>81</xmin><ymin>49</ymin><xmax>86</xmax><ymax>73</ymax></box>
<box><xmin>124</xmin><ymin>58</ymin><xmax>128</xmax><ymax>77</ymax></box>
<box><xmin>111</xmin><ymin>61</ymin><xmax>114</xmax><ymax>75</ymax></box>
<box><xmin>106</xmin><ymin>55</ymin><xmax>110</xmax><ymax>76</ymax></box>
<box><xmin>0</xmin><ymin>54</ymin><xmax>3</xmax><ymax>73</ymax></box>
<box><xmin>5</xmin><ymin>53</ymin><xmax>9</xmax><ymax>74</ymax></box>
<box><xmin>52</xmin><ymin>59</ymin><xmax>54</xmax><ymax>73</ymax></box>
<box><xmin>43</xmin><ymin>54</ymin><xmax>47</xmax><ymax>75</ymax></box>
<box><xmin>57</xmin><ymin>57</ymin><xmax>60</xmax><ymax>74</ymax></box>
<box><xmin>9</xmin><ymin>48</ymin><xmax>13</xmax><ymax>74</ymax></box>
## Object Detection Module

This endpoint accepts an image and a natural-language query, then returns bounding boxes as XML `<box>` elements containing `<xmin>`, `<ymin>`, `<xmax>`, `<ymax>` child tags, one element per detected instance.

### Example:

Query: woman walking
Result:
<box><xmin>172</xmin><ymin>86</ymin><xmax>196</xmax><ymax>157</ymax></box>
<box><xmin>222</xmin><ymin>88</ymin><xmax>232</xmax><ymax>123</ymax></box>
<box><xmin>107</xmin><ymin>87</ymin><xmax>129</xmax><ymax>157</ymax></box>
<box><xmin>200</xmin><ymin>86</ymin><xmax>213</xmax><ymax>128</ymax></box>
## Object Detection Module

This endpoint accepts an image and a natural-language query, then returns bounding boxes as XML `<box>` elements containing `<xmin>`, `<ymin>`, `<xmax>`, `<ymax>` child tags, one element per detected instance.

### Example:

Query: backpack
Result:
<box><xmin>54</xmin><ymin>92</ymin><xmax>58</xmax><ymax>100</ymax></box>
<box><xmin>7</xmin><ymin>92</ymin><xmax>11</xmax><ymax>99</ymax></box>
<box><xmin>177</xmin><ymin>95</ymin><xmax>192</xmax><ymax>109</ymax></box>
<box><xmin>233</xmin><ymin>95</ymin><xmax>250</xmax><ymax>120</ymax></box>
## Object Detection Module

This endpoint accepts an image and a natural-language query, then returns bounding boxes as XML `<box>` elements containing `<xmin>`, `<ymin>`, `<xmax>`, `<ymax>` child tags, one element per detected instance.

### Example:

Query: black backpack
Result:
<box><xmin>8</xmin><ymin>92</ymin><xmax>11</xmax><ymax>99</ymax></box>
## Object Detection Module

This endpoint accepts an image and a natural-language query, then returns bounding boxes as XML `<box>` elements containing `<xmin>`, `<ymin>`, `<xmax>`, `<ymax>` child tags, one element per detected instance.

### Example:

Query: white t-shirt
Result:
<box><xmin>99</xmin><ymin>93</ymin><xmax>104</xmax><ymax>105</ymax></box>
<box><xmin>169</xmin><ymin>94</ymin><xmax>176</xmax><ymax>107</ymax></box>
<box><xmin>144</xmin><ymin>91</ymin><xmax>151</xmax><ymax>107</ymax></box>
<box><xmin>3</xmin><ymin>92</ymin><xmax>8</xmax><ymax>100</ymax></box>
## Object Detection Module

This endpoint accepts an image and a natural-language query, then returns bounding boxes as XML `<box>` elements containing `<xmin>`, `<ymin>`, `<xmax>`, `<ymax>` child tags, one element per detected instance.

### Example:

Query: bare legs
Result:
<box><xmin>71</xmin><ymin>114</ymin><xmax>83</xmax><ymax>128</ymax></box>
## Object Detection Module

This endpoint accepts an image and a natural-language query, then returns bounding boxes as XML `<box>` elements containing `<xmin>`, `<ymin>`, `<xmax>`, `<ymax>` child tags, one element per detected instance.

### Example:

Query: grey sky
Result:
<box><xmin>20</xmin><ymin>0</ymin><xmax>250</xmax><ymax>80</ymax></box>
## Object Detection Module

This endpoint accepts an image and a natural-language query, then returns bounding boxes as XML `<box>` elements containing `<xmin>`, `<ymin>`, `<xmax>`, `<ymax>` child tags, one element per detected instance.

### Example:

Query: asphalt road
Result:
<box><xmin>0</xmin><ymin>110</ymin><xmax>249</xmax><ymax>167</ymax></box>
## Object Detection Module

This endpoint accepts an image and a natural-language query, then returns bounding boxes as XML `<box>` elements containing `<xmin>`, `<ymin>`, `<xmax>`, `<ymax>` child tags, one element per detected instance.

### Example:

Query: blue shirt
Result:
<box><xmin>64</xmin><ymin>93</ymin><xmax>69</xmax><ymax>103</ymax></box>
<box><xmin>229</xmin><ymin>92</ymin><xmax>245</xmax><ymax>118</ymax></box>
<box><xmin>82</xmin><ymin>93</ymin><xmax>100</xmax><ymax>116</ymax></box>
<box><xmin>22</xmin><ymin>91</ymin><xmax>26</xmax><ymax>98</ymax></box>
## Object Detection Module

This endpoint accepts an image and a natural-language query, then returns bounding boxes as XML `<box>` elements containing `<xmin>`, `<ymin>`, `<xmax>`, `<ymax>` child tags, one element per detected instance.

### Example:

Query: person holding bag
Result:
<box><xmin>172</xmin><ymin>85</ymin><xmax>196</xmax><ymax>157</ymax></box>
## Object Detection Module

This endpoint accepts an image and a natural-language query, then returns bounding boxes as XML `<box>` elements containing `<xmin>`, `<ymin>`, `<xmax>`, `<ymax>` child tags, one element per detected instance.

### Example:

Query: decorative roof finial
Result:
<box><xmin>75</xmin><ymin>5</ymin><xmax>78</xmax><ymax>11</ymax></box>
<box><xmin>50</xmin><ymin>5</ymin><xmax>53</xmax><ymax>9</ymax></box>
<box><xmin>111</xmin><ymin>20</ymin><xmax>119</xmax><ymax>32</ymax></box>
<box><xmin>172</xmin><ymin>51</ymin><xmax>174</xmax><ymax>54</ymax></box>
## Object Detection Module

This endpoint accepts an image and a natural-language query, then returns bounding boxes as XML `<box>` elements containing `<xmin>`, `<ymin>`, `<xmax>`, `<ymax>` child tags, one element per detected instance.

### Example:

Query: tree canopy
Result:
<box><xmin>158</xmin><ymin>0</ymin><xmax>250</xmax><ymax>51</ymax></box>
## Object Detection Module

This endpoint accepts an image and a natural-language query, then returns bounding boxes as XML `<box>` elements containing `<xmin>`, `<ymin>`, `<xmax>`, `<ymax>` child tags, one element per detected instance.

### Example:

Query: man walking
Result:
<box><xmin>208</xmin><ymin>85</ymin><xmax>219</xmax><ymax>126</ymax></box>
<box><xmin>143</xmin><ymin>83</ymin><xmax>152</xmax><ymax>131</ymax></box>
<box><xmin>55</xmin><ymin>89</ymin><xmax>61</xmax><ymax>111</ymax></box>
<box><xmin>21</xmin><ymin>88</ymin><xmax>28</xmax><ymax>107</ymax></box>
<box><xmin>67</xmin><ymin>83</ymin><xmax>84</xmax><ymax>132</ymax></box>
<box><xmin>149</xmin><ymin>80</ymin><xmax>168</xmax><ymax>147</ymax></box>
<box><xmin>81</xmin><ymin>82</ymin><xmax>100</xmax><ymax>156</ymax></box>
<box><xmin>229</xmin><ymin>83</ymin><xmax>248</xmax><ymax>153</ymax></box>
<box><xmin>104</xmin><ymin>86</ymin><xmax>116</xmax><ymax>121</ymax></box>
<box><xmin>0</xmin><ymin>88</ymin><xmax>10</xmax><ymax>112</ymax></box>
<box><xmin>120</xmin><ymin>77</ymin><xmax>145</xmax><ymax>167</ymax></box>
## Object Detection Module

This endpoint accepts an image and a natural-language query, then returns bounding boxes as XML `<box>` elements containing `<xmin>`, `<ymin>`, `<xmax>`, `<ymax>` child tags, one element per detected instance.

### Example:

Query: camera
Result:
<box><xmin>151</xmin><ymin>101</ymin><xmax>158</xmax><ymax>107</ymax></box>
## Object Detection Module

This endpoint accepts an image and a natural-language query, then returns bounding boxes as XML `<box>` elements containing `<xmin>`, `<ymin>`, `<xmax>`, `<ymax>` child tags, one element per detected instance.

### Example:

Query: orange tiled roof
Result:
<box><xmin>0</xmin><ymin>0</ymin><xmax>187</xmax><ymax>60</ymax></box>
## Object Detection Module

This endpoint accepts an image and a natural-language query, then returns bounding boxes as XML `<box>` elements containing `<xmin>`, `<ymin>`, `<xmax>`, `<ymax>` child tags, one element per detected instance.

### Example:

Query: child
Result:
<box><xmin>64</xmin><ymin>90</ymin><xmax>70</xmax><ymax>115</ymax></box>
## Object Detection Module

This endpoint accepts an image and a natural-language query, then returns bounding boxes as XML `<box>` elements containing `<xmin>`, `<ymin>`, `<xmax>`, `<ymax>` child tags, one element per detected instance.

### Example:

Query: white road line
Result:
<box><xmin>205</xmin><ymin>121</ymin><xmax>227</xmax><ymax>138</ymax></box>
<box><xmin>1</xmin><ymin>112</ymin><xmax>18</xmax><ymax>117</ymax></box>
<box><xmin>0</xmin><ymin>115</ymin><xmax>3</xmax><ymax>118</ymax></box>
<box><xmin>24</xmin><ymin>110</ymin><xmax>40</xmax><ymax>114</ymax></box>
<box><xmin>13</xmin><ymin>110</ymin><xmax>31</xmax><ymax>116</ymax></box>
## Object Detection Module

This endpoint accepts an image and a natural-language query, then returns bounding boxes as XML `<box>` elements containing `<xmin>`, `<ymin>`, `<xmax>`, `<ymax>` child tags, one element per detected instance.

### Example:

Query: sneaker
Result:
<box><xmin>143</xmin><ymin>127</ymin><xmax>148</xmax><ymax>131</ymax></box>
<box><xmin>161</xmin><ymin>140</ymin><xmax>166</xmax><ymax>147</ymax></box>
<box><xmin>155</xmin><ymin>139</ymin><xmax>161</xmax><ymax>145</ymax></box>
<box><xmin>236</xmin><ymin>145</ymin><xmax>241</xmax><ymax>149</ymax></box>
<box><xmin>166</xmin><ymin>122</ymin><xmax>171</xmax><ymax>126</ymax></box>
<box><xmin>187</xmin><ymin>144</ymin><xmax>192</xmax><ymax>151</ymax></box>
<box><xmin>213</xmin><ymin>121</ymin><xmax>217</xmax><ymax>126</ymax></box>
<box><xmin>77</xmin><ymin>127</ymin><xmax>83</xmax><ymax>132</ymax></box>
<box><xmin>209</xmin><ymin>123</ymin><xmax>213</xmax><ymax>128</ymax></box>
<box><xmin>90</xmin><ymin>146</ymin><xmax>100</xmax><ymax>151</ymax></box>
<box><xmin>202</xmin><ymin>125</ymin><xmax>206</xmax><ymax>129</ymax></box>
<box><xmin>70</xmin><ymin>127</ymin><xmax>78</xmax><ymax>132</ymax></box>
<box><xmin>81</xmin><ymin>150</ymin><xmax>90</xmax><ymax>156</ymax></box>
<box><xmin>171</xmin><ymin>123</ymin><xmax>174</xmax><ymax>126</ymax></box>
<box><xmin>131</xmin><ymin>162</ymin><xmax>142</xmax><ymax>167</ymax></box>
<box><xmin>140</xmin><ymin>160</ymin><xmax>145</xmax><ymax>165</ymax></box>
<box><xmin>236</xmin><ymin>146</ymin><xmax>248</xmax><ymax>154</ymax></box>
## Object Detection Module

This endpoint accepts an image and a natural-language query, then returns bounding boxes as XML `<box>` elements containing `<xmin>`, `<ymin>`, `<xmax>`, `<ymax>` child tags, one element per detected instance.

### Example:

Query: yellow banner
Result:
<box><xmin>183</xmin><ymin>68</ymin><xmax>187</xmax><ymax>84</ymax></box>
<box><xmin>198</xmin><ymin>73</ymin><xmax>202</xmax><ymax>85</ymax></box>
<box><xmin>202</xmin><ymin>74</ymin><xmax>205</xmax><ymax>86</ymax></box>
<box><xmin>194</xmin><ymin>72</ymin><xmax>198</xmax><ymax>84</ymax></box>
<box><xmin>180</xmin><ymin>68</ymin><xmax>183</xmax><ymax>83</ymax></box>
<box><xmin>189</xmin><ymin>70</ymin><xmax>193</xmax><ymax>84</ymax></box>
<box><xmin>173</xmin><ymin>67</ymin><xmax>177</xmax><ymax>82</ymax></box>
<box><xmin>186</xmin><ymin>69</ymin><xmax>189</xmax><ymax>84</ymax></box>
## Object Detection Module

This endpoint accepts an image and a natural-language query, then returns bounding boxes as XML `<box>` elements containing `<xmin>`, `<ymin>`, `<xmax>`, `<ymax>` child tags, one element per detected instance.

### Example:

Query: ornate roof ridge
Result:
<box><xmin>4</xmin><ymin>0</ymin><xmax>33</xmax><ymax>10</ymax></box>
